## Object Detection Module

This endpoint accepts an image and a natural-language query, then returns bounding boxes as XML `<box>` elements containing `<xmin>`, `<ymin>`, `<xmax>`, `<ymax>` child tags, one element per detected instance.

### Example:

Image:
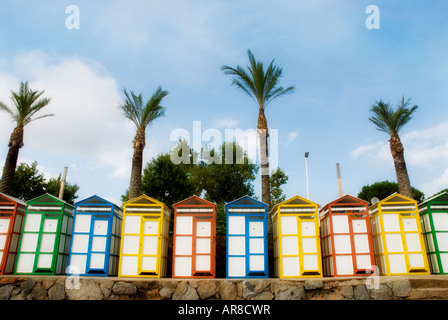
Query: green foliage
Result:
<box><xmin>200</xmin><ymin>142</ymin><xmax>259</xmax><ymax>204</ymax></box>
<box><xmin>9</xmin><ymin>161</ymin><xmax>46</xmax><ymax>200</ymax></box>
<box><xmin>4</xmin><ymin>161</ymin><xmax>79</xmax><ymax>204</ymax></box>
<box><xmin>140</xmin><ymin>153</ymin><xmax>196</xmax><ymax>206</ymax></box>
<box><xmin>0</xmin><ymin>81</ymin><xmax>53</xmax><ymax>126</ymax></box>
<box><xmin>122</xmin><ymin>140</ymin><xmax>260</xmax><ymax>234</ymax></box>
<box><xmin>45</xmin><ymin>174</ymin><xmax>80</xmax><ymax>205</ymax></box>
<box><xmin>369</xmin><ymin>96</ymin><xmax>418</xmax><ymax>137</ymax></box>
<box><xmin>220</xmin><ymin>49</ymin><xmax>295</xmax><ymax>110</ymax></box>
<box><xmin>120</xmin><ymin>87</ymin><xmax>168</xmax><ymax>129</ymax></box>
<box><xmin>357</xmin><ymin>180</ymin><xmax>425</xmax><ymax>203</ymax></box>
<box><xmin>269</xmin><ymin>167</ymin><xmax>289</xmax><ymax>206</ymax></box>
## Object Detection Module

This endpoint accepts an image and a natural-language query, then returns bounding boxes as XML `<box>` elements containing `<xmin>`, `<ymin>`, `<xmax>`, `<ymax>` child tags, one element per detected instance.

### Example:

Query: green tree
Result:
<box><xmin>45</xmin><ymin>175</ymin><xmax>79</xmax><ymax>205</ymax></box>
<box><xmin>170</xmin><ymin>138</ymin><xmax>205</xmax><ymax>196</ymax></box>
<box><xmin>369</xmin><ymin>96</ymin><xmax>418</xmax><ymax>198</ymax></box>
<box><xmin>221</xmin><ymin>50</ymin><xmax>295</xmax><ymax>210</ymax></box>
<box><xmin>0</xmin><ymin>81</ymin><xmax>53</xmax><ymax>195</ymax></box>
<box><xmin>8</xmin><ymin>161</ymin><xmax>46</xmax><ymax>200</ymax></box>
<box><xmin>270</xmin><ymin>167</ymin><xmax>289</xmax><ymax>206</ymax></box>
<box><xmin>357</xmin><ymin>180</ymin><xmax>424</xmax><ymax>203</ymax></box>
<box><xmin>120</xmin><ymin>87</ymin><xmax>168</xmax><ymax>200</ymax></box>
<box><xmin>140</xmin><ymin>153</ymin><xmax>196</xmax><ymax>206</ymax></box>
<box><xmin>201</xmin><ymin>141</ymin><xmax>259</xmax><ymax>204</ymax></box>
<box><xmin>3</xmin><ymin>161</ymin><xmax>79</xmax><ymax>203</ymax></box>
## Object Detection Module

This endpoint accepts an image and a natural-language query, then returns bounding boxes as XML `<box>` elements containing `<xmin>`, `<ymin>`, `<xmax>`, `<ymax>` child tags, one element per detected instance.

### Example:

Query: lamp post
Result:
<box><xmin>305</xmin><ymin>152</ymin><xmax>309</xmax><ymax>199</ymax></box>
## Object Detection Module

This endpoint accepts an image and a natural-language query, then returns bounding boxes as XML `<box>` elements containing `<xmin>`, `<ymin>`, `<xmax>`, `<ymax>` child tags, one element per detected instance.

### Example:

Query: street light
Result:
<box><xmin>305</xmin><ymin>152</ymin><xmax>309</xmax><ymax>199</ymax></box>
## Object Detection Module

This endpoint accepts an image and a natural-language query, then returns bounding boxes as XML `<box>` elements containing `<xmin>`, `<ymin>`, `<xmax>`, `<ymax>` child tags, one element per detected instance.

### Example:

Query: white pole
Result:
<box><xmin>305</xmin><ymin>152</ymin><xmax>309</xmax><ymax>199</ymax></box>
<box><xmin>336</xmin><ymin>163</ymin><xmax>343</xmax><ymax>197</ymax></box>
<box><xmin>58</xmin><ymin>166</ymin><xmax>68</xmax><ymax>199</ymax></box>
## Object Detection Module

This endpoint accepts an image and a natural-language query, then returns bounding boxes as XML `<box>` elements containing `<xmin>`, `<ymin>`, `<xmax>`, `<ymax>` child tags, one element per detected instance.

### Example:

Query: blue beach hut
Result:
<box><xmin>225</xmin><ymin>195</ymin><xmax>268</xmax><ymax>278</ymax></box>
<box><xmin>68</xmin><ymin>195</ymin><xmax>122</xmax><ymax>276</ymax></box>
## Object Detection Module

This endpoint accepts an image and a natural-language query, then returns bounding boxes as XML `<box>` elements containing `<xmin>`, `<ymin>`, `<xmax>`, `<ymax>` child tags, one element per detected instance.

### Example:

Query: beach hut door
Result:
<box><xmin>0</xmin><ymin>215</ymin><xmax>11</xmax><ymax>272</ymax></box>
<box><xmin>87</xmin><ymin>215</ymin><xmax>109</xmax><ymax>274</ymax></box>
<box><xmin>247</xmin><ymin>217</ymin><xmax>265</xmax><ymax>276</ymax></box>
<box><xmin>194</xmin><ymin>217</ymin><xmax>212</xmax><ymax>276</ymax></box>
<box><xmin>139</xmin><ymin>216</ymin><xmax>159</xmax><ymax>276</ymax></box>
<box><xmin>35</xmin><ymin>214</ymin><xmax>59</xmax><ymax>272</ymax></box>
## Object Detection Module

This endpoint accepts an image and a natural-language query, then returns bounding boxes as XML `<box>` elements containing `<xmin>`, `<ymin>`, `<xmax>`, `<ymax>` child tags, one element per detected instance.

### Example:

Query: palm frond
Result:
<box><xmin>0</xmin><ymin>81</ymin><xmax>52</xmax><ymax>126</ymax></box>
<box><xmin>141</xmin><ymin>86</ymin><xmax>168</xmax><ymax>128</ymax></box>
<box><xmin>121</xmin><ymin>87</ymin><xmax>168</xmax><ymax>129</ymax></box>
<box><xmin>369</xmin><ymin>97</ymin><xmax>418</xmax><ymax>136</ymax></box>
<box><xmin>221</xmin><ymin>49</ymin><xmax>295</xmax><ymax>111</ymax></box>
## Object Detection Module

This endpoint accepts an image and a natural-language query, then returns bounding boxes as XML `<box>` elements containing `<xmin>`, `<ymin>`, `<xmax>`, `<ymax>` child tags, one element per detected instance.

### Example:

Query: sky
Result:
<box><xmin>0</xmin><ymin>0</ymin><xmax>447</xmax><ymax>209</ymax></box>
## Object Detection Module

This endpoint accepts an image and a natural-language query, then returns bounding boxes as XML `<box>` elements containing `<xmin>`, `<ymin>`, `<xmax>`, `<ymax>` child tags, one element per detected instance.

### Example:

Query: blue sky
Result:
<box><xmin>0</xmin><ymin>1</ymin><xmax>448</xmax><ymax>208</ymax></box>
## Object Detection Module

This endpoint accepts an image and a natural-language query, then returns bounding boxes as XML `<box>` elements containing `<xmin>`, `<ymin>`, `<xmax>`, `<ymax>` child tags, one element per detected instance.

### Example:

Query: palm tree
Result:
<box><xmin>120</xmin><ymin>86</ymin><xmax>168</xmax><ymax>200</ymax></box>
<box><xmin>0</xmin><ymin>81</ymin><xmax>52</xmax><ymax>195</ymax></box>
<box><xmin>369</xmin><ymin>96</ymin><xmax>418</xmax><ymax>198</ymax></box>
<box><xmin>221</xmin><ymin>49</ymin><xmax>295</xmax><ymax>211</ymax></box>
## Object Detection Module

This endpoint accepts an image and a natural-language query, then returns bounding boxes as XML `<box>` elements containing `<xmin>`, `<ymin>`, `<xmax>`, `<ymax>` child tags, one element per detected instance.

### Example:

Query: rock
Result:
<box><xmin>242</xmin><ymin>280</ymin><xmax>258</xmax><ymax>299</ymax></box>
<box><xmin>10</xmin><ymin>290</ymin><xmax>27</xmax><ymax>300</ymax></box>
<box><xmin>275</xmin><ymin>285</ymin><xmax>306</xmax><ymax>300</ymax></box>
<box><xmin>48</xmin><ymin>284</ymin><xmax>66</xmax><ymax>300</ymax></box>
<box><xmin>197</xmin><ymin>281</ymin><xmax>218</xmax><ymax>300</ymax></box>
<box><xmin>340</xmin><ymin>285</ymin><xmax>354</xmax><ymax>299</ymax></box>
<box><xmin>66</xmin><ymin>279</ymin><xmax>104</xmax><ymax>300</ymax></box>
<box><xmin>0</xmin><ymin>278</ymin><xmax>17</xmax><ymax>285</ymax></box>
<box><xmin>354</xmin><ymin>285</ymin><xmax>370</xmax><ymax>300</ymax></box>
<box><xmin>0</xmin><ymin>285</ymin><xmax>14</xmax><ymax>300</ymax></box>
<box><xmin>31</xmin><ymin>283</ymin><xmax>47</xmax><ymax>300</ymax></box>
<box><xmin>146</xmin><ymin>289</ymin><xmax>161</xmax><ymax>300</ymax></box>
<box><xmin>113</xmin><ymin>282</ymin><xmax>137</xmax><ymax>296</ymax></box>
<box><xmin>304</xmin><ymin>280</ymin><xmax>324</xmax><ymax>290</ymax></box>
<box><xmin>99</xmin><ymin>280</ymin><xmax>114</xmax><ymax>298</ymax></box>
<box><xmin>159</xmin><ymin>281</ymin><xmax>177</xmax><ymax>299</ymax></box>
<box><xmin>42</xmin><ymin>279</ymin><xmax>54</xmax><ymax>289</ymax></box>
<box><xmin>218</xmin><ymin>281</ymin><xmax>238</xmax><ymax>300</ymax></box>
<box><xmin>253</xmin><ymin>291</ymin><xmax>274</xmax><ymax>300</ymax></box>
<box><xmin>172</xmin><ymin>282</ymin><xmax>199</xmax><ymax>300</ymax></box>
<box><xmin>369</xmin><ymin>284</ymin><xmax>392</xmax><ymax>300</ymax></box>
<box><xmin>24</xmin><ymin>278</ymin><xmax>36</xmax><ymax>293</ymax></box>
<box><xmin>391</xmin><ymin>279</ymin><xmax>411</xmax><ymax>297</ymax></box>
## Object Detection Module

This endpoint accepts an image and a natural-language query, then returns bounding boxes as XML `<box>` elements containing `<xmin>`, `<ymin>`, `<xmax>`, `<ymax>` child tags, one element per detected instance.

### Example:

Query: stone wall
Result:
<box><xmin>1</xmin><ymin>275</ymin><xmax>447</xmax><ymax>301</ymax></box>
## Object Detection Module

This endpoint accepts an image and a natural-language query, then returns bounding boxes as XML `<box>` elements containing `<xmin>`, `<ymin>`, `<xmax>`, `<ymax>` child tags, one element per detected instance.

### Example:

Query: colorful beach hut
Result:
<box><xmin>418</xmin><ymin>192</ymin><xmax>448</xmax><ymax>274</ymax></box>
<box><xmin>68</xmin><ymin>195</ymin><xmax>122</xmax><ymax>276</ymax></box>
<box><xmin>118</xmin><ymin>195</ymin><xmax>170</xmax><ymax>278</ymax></box>
<box><xmin>271</xmin><ymin>195</ymin><xmax>322</xmax><ymax>278</ymax></box>
<box><xmin>225</xmin><ymin>196</ymin><xmax>268</xmax><ymax>278</ymax></box>
<box><xmin>369</xmin><ymin>193</ymin><xmax>430</xmax><ymax>275</ymax></box>
<box><xmin>0</xmin><ymin>193</ymin><xmax>26</xmax><ymax>274</ymax></box>
<box><xmin>172</xmin><ymin>195</ymin><xmax>216</xmax><ymax>278</ymax></box>
<box><xmin>319</xmin><ymin>195</ymin><xmax>375</xmax><ymax>277</ymax></box>
<box><xmin>15</xmin><ymin>193</ymin><xmax>74</xmax><ymax>275</ymax></box>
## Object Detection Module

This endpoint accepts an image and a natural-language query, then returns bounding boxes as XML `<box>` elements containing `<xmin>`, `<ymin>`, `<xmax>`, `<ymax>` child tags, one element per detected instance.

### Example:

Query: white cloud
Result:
<box><xmin>213</xmin><ymin>117</ymin><xmax>239</xmax><ymax>129</ymax></box>
<box><xmin>403</xmin><ymin>122</ymin><xmax>448</xmax><ymax>167</ymax></box>
<box><xmin>421</xmin><ymin>168</ymin><xmax>448</xmax><ymax>198</ymax></box>
<box><xmin>351</xmin><ymin>122</ymin><xmax>448</xmax><ymax>197</ymax></box>
<box><xmin>288</xmin><ymin>131</ymin><xmax>299</xmax><ymax>142</ymax></box>
<box><xmin>0</xmin><ymin>50</ymin><xmax>131</xmax><ymax>181</ymax></box>
<box><xmin>350</xmin><ymin>140</ymin><xmax>390</xmax><ymax>164</ymax></box>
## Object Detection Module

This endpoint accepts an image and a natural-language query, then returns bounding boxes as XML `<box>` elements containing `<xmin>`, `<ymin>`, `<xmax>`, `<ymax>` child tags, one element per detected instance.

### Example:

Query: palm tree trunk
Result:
<box><xmin>390</xmin><ymin>135</ymin><xmax>413</xmax><ymax>198</ymax></box>
<box><xmin>128</xmin><ymin>128</ymin><xmax>146</xmax><ymax>200</ymax></box>
<box><xmin>0</xmin><ymin>125</ymin><xmax>24</xmax><ymax>195</ymax></box>
<box><xmin>258</xmin><ymin>109</ymin><xmax>272</xmax><ymax>234</ymax></box>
